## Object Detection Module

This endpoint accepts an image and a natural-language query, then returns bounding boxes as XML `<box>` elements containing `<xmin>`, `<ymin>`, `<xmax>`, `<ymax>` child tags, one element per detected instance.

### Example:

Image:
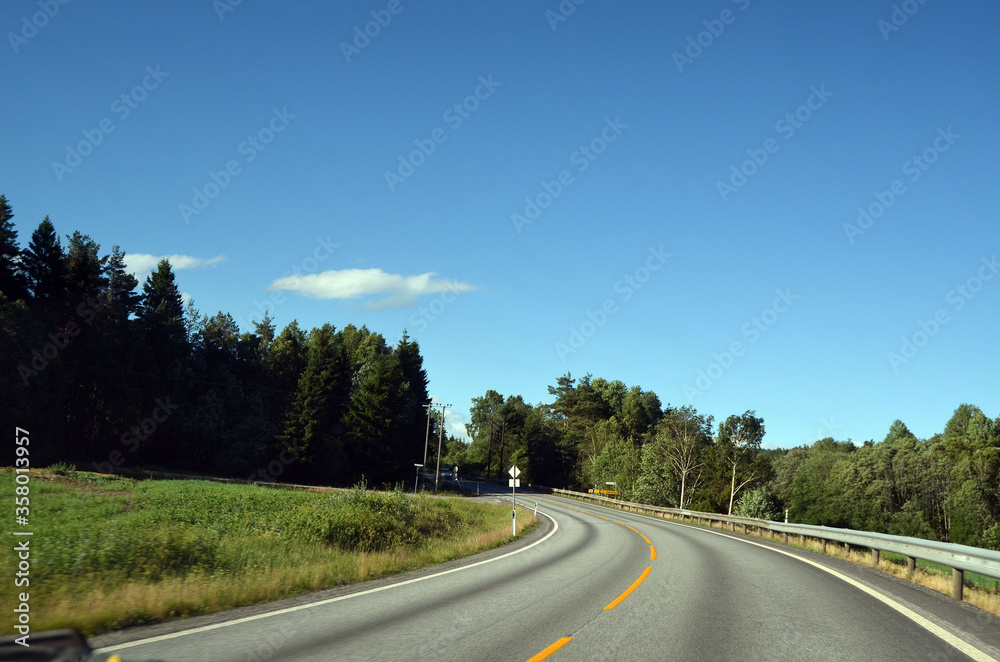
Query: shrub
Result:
<box><xmin>734</xmin><ymin>487</ymin><xmax>782</xmax><ymax>521</ymax></box>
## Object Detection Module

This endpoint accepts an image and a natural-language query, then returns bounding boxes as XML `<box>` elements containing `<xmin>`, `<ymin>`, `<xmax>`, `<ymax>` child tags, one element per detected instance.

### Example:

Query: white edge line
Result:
<box><xmin>96</xmin><ymin>510</ymin><xmax>559</xmax><ymax>653</ymax></box>
<box><xmin>650</xmin><ymin>515</ymin><xmax>998</xmax><ymax>662</ymax></box>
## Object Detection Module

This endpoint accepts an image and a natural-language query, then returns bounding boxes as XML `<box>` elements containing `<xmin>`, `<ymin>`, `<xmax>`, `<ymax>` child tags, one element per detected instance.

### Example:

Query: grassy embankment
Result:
<box><xmin>564</xmin><ymin>495</ymin><xmax>1000</xmax><ymax>617</ymax></box>
<box><xmin>0</xmin><ymin>468</ymin><xmax>537</xmax><ymax>636</ymax></box>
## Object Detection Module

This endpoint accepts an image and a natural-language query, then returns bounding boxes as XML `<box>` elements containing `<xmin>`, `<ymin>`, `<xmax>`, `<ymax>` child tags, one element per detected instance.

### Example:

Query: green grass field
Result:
<box><xmin>0</xmin><ymin>468</ymin><xmax>537</xmax><ymax>636</ymax></box>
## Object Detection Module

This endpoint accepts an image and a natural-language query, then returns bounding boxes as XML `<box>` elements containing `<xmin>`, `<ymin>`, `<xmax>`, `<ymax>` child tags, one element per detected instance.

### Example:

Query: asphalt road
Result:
<box><xmin>90</xmin><ymin>490</ymin><xmax>1000</xmax><ymax>662</ymax></box>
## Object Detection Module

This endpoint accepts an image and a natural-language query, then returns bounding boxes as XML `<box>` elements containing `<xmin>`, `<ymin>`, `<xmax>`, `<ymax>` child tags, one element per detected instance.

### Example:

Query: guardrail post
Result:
<box><xmin>906</xmin><ymin>557</ymin><xmax>916</xmax><ymax>579</ymax></box>
<box><xmin>844</xmin><ymin>543</ymin><xmax>851</xmax><ymax>556</ymax></box>
<box><xmin>872</xmin><ymin>549</ymin><xmax>879</xmax><ymax>567</ymax></box>
<box><xmin>782</xmin><ymin>531</ymin><xmax>789</xmax><ymax>544</ymax></box>
<box><xmin>952</xmin><ymin>569</ymin><xmax>964</xmax><ymax>600</ymax></box>
<box><xmin>821</xmin><ymin>539</ymin><xmax>827</xmax><ymax>554</ymax></box>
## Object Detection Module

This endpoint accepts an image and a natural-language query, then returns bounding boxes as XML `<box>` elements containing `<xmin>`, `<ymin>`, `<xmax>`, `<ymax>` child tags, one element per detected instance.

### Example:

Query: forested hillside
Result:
<box><xmin>457</xmin><ymin>374</ymin><xmax>1000</xmax><ymax>550</ymax></box>
<box><xmin>3</xmin><ymin>192</ymin><xmax>998</xmax><ymax>550</ymax></box>
<box><xmin>0</xmin><ymin>194</ymin><xmax>434</xmax><ymax>485</ymax></box>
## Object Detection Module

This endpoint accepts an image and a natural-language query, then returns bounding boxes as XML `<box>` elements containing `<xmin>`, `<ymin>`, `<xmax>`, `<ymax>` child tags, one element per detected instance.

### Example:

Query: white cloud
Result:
<box><xmin>267</xmin><ymin>268</ymin><xmax>477</xmax><ymax>310</ymax></box>
<box><xmin>125</xmin><ymin>253</ymin><xmax>227</xmax><ymax>278</ymax></box>
<box><xmin>446</xmin><ymin>409</ymin><xmax>469</xmax><ymax>440</ymax></box>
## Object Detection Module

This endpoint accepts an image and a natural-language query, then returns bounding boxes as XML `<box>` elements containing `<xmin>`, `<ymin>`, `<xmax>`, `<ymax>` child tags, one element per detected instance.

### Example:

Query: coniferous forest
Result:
<box><xmin>3</xmin><ymin>193</ymin><xmax>999</xmax><ymax>550</ymax></box>
<box><xmin>0</xmin><ymin>195</ymin><xmax>433</xmax><ymax>486</ymax></box>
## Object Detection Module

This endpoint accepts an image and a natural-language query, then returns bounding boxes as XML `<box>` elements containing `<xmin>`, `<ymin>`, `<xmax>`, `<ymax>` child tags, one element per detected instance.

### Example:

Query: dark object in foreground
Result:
<box><xmin>0</xmin><ymin>629</ymin><xmax>117</xmax><ymax>662</ymax></box>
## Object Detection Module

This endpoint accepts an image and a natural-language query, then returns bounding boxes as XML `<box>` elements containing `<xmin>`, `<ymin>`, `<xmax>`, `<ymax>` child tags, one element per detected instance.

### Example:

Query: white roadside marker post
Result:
<box><xmin>509</xmin><ymin>465</ymin><xmax>521</xmax><ymax>536</ymax></box>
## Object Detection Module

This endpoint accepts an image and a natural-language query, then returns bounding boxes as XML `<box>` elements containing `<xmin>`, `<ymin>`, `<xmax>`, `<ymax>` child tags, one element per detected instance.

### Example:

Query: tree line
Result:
<box><xmin>3</xmin><ymin>192</ymin><xmax>997</xmax><ymax>549</ymax></box>
<box><xmin>453</xmin><ymin>373</ymin><xmax>1000</xmax><ymax>550</ymax></box>
<box><xmin>0</xmin><ymin>194</ymin><xmax>435</xmax><ymax>485</ymax></box>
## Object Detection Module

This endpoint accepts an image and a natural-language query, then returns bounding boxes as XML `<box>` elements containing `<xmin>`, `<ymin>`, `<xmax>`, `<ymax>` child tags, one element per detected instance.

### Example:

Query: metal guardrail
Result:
<box><xmin>550</xmin><ymin>488</ymin><xmax>1000</xmax><ymax>600</ymax></box>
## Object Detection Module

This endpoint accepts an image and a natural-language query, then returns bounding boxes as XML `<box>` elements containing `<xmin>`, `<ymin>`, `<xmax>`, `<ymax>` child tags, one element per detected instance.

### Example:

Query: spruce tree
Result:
<box><xmin>138</xmin><ymin>259</ymin><xmax>187</xmax><ymax>369</ymax></box>
<box><xmin>343</xmin><ymin>351</ymin><xmax>406</xmax><ymax>484</ymax></box>
<box><xmin>394</xmin><ymin>332</ymin><xmax>430</xmax><ymax>466</ymax></box>
<box><xmin>23</xmin><ymin>216</ymin><xmax>66</xmax><ymax>314</ymax></box>
<box><xmin>277</xmin><ymin>324</ymin><xmax>348</xmax><ymax>483</ymax></box>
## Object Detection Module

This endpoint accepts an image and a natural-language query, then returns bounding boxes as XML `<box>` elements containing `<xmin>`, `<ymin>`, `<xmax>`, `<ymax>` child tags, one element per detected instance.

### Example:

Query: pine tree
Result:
<box><xmin>64</xmin><ymin>231</ymin><xmax>108</xmax><ymax>308</ymax></box>
<box><xmin>103</xmin><ymin>246</ymin><xmax>142</xmax><ymax>324</ymax></box>
<box><xmin>0</xmin><ymin>195</ymin><xmax>29</xmax><ymax>301</ymax></box>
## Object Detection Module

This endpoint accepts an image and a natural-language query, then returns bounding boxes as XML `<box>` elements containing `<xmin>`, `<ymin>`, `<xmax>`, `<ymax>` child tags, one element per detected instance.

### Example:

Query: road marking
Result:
<box><xmin>667</xmin><ymin>522</ymin><xmax>999</xmax><ymax>662</ymax></box>
<box><xmin>604</xmin><ymin>566</ymin><xmax>652</xmax><ymax>610</ymax></box>
<box><xmin>96</xmin><ymin>510</ymin><xmax>561</xmax><ymax>654</ymax></box>
<box><xmin>525</xmin><ymin>637</ymin><xmax>573</xmax><ymax>661</ymax></box>
<box><xmin>541</xmin><ymin>498</ymin><xmax>659</xmax><ymax>610</ymax></box>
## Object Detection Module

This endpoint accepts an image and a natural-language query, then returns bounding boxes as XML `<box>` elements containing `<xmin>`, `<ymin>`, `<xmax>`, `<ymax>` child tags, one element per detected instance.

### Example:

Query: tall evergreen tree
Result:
<box><xmin>64</xmin><ymin>232</ymin><xmax>108</xmax><ymax>307</ymax></box>
<box><xmin>60</xmin><ymin>233</ymin><xmax>111</xmax><ymax>461</ymax></box>
<box><xmin>343</xmin><ymin>351</ymin><xmax>406</xmax><ymax>485</ymax></box>
<box><xmin>0</xmin><ymin>195</ymin><xmax>29</xmax><ymax>301</ymax></box>
<box><xmin>278</xmin><ymin>324</ymin><xmax>348</xmax><ymax>483</ymax></box>
<box><xmin>394</xmin><ymin>332</ymin><xmax>431</xmax><ymax>469</ymax></box>
<box><xmin>138</xmin><ymin>259</ymin><xmax>188</xmax><ymax>370</ymax></box>
<box><xmin>103</xmin><ymin>246</ymin><xmax>141</xmax><ymax>322</ymax></box>
<box><xmin>262</xmin><ymin>320</ymin><xmax>308</xmax><ymax>423</ymax></box>
<box><xmin>22</xmin><ymin>216</ymin><xmax>66</xmax><ymax>314</ymax></box>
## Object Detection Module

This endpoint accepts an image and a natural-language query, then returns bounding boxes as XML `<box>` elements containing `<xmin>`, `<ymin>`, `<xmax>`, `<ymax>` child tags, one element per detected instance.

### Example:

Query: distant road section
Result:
<box><xmin>93</xmin><ymin>490</ymin><xmax>1000</xmax><ymax>661</ymax></box>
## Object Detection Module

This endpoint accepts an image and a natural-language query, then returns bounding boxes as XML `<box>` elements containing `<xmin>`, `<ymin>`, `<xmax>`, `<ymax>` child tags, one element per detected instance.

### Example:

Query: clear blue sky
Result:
<box><xmin>3</xmin><ymin>1</ymin><xmax>998</xmax><ymax>448</ymax></box>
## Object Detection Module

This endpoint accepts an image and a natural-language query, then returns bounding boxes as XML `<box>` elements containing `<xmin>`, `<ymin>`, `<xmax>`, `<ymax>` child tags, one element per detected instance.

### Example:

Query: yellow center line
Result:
<box><xmin>573</xmin><ymin>507</ymin><xmax>658</xmax><ymax>566</ymax></box>
<box><xmin>525</xmin><ymin>637</ymin><xmax>573</xmax><ymax>662</ymax></box>
<box><xmin>604</xmin><ymin>566</ymin><xmax>652</xmax><ymax>610</ymax></box>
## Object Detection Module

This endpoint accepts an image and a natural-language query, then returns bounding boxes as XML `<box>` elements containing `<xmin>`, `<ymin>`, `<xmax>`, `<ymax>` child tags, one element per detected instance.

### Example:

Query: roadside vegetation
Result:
<box><xmin>0</xmin><ymin>469</ymin><xmax>537</xmax><ymax>636</ymax></box>
<box><xmin>463</xmin><ymin>380</ymin><xmax>1000</xmax><ymax>555</ymax></box>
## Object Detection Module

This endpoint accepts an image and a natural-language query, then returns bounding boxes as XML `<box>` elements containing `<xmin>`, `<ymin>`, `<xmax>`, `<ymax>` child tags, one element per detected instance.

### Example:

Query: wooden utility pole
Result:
<box><xmin>485</xmin><ymin>419</ymin><xmax>494</xmax><ymax>479</ymax></box>
<box><xmin>434</xmin><ymin>403</ymin><xmax>451</xmax><ymax>494</ymax></box>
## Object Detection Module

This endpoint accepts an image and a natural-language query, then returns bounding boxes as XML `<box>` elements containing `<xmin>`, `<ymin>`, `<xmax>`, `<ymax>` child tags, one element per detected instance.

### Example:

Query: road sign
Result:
<box><xmin>509</xmin><ymin>478</ymin><xmax>520</xmax><ymax>488</ymax></box>
<box><xmin>509</xmin><ymin>465</ymin><xmax>520</xmax><ymax>478</ymax></box>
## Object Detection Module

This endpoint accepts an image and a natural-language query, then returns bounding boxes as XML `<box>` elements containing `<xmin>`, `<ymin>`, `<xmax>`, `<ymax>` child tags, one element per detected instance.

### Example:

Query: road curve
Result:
<box><xmin>90</xmin><ymin>491</ymin><xmax>1000</xmax><ymax>661</ymax></box>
